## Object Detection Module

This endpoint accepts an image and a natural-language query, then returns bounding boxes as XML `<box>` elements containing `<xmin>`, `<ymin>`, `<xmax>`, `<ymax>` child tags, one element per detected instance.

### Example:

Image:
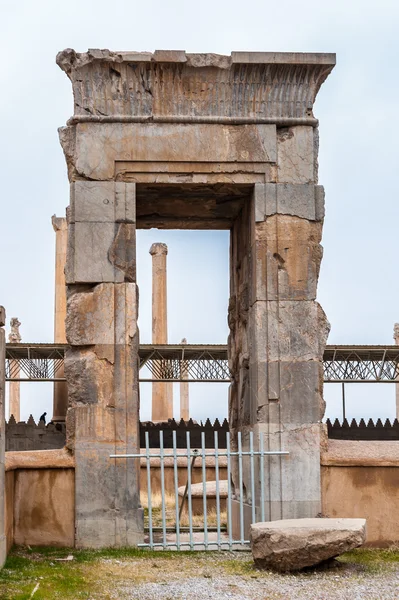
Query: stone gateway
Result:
<box><xmin>57</xmin><ymin>49</ymin><xmax>335</xmax><ymax>547</ymax></box>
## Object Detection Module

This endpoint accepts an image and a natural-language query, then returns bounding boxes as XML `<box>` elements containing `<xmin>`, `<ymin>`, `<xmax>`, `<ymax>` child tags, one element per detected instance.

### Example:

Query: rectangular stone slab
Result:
<box><xmin>70</xmin><ymin>182</ymin><xmax>136</xmax><ymax>223</ymax></box>
<box><xmin>251</xmin><ymin>518</ymin><xmax>366</xmax><ymax>572</ymax></box>
<box><xmin>74</xmin><ymin>123</ymin><xmax>277</xmax><ymax>180</ymax></box>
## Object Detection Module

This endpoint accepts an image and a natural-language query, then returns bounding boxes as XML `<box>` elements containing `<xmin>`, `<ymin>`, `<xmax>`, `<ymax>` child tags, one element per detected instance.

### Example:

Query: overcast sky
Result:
<box><xmin>1</xmin><ymin>0</ymin><xmax>398</xmax><ymax>423</ymax></box>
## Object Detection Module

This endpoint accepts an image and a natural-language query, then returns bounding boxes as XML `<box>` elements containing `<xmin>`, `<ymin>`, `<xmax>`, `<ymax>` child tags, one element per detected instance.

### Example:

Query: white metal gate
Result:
<box><xmin>111</xmin><ymin>430</ymin><xmax>288</xmax><ymax>550</ymax></box>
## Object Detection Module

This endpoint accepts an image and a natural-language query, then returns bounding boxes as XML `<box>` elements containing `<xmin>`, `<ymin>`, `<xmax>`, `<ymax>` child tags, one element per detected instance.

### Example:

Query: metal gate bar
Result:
<box><xmin>111</xmin><ymin>430</ymin><xmax>289</xmax><ymax>551</ymax></box>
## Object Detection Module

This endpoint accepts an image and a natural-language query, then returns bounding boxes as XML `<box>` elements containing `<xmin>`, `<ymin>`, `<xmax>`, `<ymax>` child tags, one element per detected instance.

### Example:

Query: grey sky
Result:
<box><xmin>1</xmin><ymin>0</ymin><xmax>398</xmax><ymax>423</ymax></box>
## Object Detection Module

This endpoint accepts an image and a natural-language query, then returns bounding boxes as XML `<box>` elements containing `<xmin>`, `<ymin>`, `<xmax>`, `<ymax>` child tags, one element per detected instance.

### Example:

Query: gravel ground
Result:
<box><xmin>113</xmin><ymin>553</ymin><xmax>399</xmax><ymax>600</ymax></box>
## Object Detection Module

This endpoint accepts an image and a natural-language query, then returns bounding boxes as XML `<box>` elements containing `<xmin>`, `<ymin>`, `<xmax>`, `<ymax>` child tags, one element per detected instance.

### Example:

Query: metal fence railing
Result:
<box><xmin>111</xmin><ymin>430</ymin><xmax>288</xmax><ymax>551</ymax></box>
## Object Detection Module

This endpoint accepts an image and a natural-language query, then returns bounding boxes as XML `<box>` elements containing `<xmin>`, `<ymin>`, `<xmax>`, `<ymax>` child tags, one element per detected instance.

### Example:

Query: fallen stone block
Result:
<box><xmin>178</xmin><ymin>480</ymin><xmax>228</xmax><ymax>516</ymax></box>
<box><xmin>251</xmin><ymin>518</ymin><xmax>366</xmax><ymax>572</ymax></box>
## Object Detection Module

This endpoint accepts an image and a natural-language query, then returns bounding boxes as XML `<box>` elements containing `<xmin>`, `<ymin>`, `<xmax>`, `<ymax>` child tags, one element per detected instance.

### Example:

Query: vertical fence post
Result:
<box><xmin>249</xmin><ymin>431</ymin><xmax>255</xmax><ymax>526</ymax></box>
<box><xmin>214</xmin><ymin>429</ymin><xmax>221</xmax><ymax>549</ymax></box>
<box><xmin>201</xmin><ymin>431</ymin><xmax>208</xmax><ymax>550</ymax></box>
<box><xmin>238</xmin><ymin>431</ymin><xmax>244</xmax><ymax>544</ymax></box>
<box><xmin>172</xmin><ymin>430</ymin><xmax>180</xmax><ymax>551</ymax></box>
<box><xmin>259</xmin><ymin>432</ymin><xmax>265</xmax><ymax>523</ymax></box>
<box><xmin>159</xmin><ymin>430</ymin><xmax>167</xmax><ymax>549</ymax></box>
<box><xmin>145</xmin><ymin>431</ymin><xmax>154</xmax><ymax>550</ymax></box>
<box><xmin>226</xmin><ymin>431</ymin><xmax>233</xmax><ymax>550</ymax></box>
<box><xmin>186</xmin><ymin>431</ymin><xmax>194</xmax><ymax>550</ymax></box>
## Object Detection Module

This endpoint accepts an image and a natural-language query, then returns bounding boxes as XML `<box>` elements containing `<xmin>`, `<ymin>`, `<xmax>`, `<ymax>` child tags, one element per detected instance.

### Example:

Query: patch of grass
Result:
<box><xmin>339</xmin><ymin>547</ymin><xmax>399</xmax><ymax>567</ymax></box>
<box><xmin>1</xmin><ymin>545</ymin><xmax>398</xmax><ymax>599</ymax></box>
<box><xmin>221</xmin><ymin>557</ymin><xmax>256</xmax><ymax>576</ymax></box>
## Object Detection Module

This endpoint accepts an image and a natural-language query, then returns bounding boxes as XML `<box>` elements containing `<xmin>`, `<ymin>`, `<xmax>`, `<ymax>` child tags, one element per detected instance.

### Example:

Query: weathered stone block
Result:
<box><xmin>254</xmin><ymin>300</ymin><xmax>329</xmax><ymax>362</ymax></box>
<box><xmin>153</xmin><ymin>49</ymin><xmax>187</xmax><ymax>62</ymax></box>
<box><xmin>255</xmin><ymin>183</ymin><xmax>321</xmax><ymax>222</ymax></box>
<box><xmin>0</xmin><ymin>307</ymin><xmax>5</xmax><ymax>327</ymax></box>
<box><xmin>74</xmin><ymin>438</ymin><xmax>143</xmax><ymax>548</ymax></box>
<box><xmin>251</xmin><ymin>215</ymin><xmax>323</xmax><ymax>302</ymax></box>
<box><xmin>315</xmin><ymin>185</ymin><xmax>325</xmax><ymax>221</ymax></box>
<box><xmin>70</xmin><ymin>181</ymin><xmax>136</xmax><ymax>223</ymax></box>
<box><xmin>277</xmin><ymin>126</ymin><xmax>314</xmax><ymax>184</ymax></box>
<box><xmin>74</xmin><ymin>123</ymin><xmax>277</xmax><ymax>180</ymax></box>
<box><xmin>65</xmin><ymin>222</ymin><xmax>136</xmax><ymax>284</ymax></box>
<box><xmin>64</xmin><ymin>347</ymin><xmax>114</xmax><ymax>408</ymax></box>
<box><xmin>66</xmin><ymin>283</ymin><xmax>115</xmax><ymax>346</ymax></box>
<box><xmin>251</xmin><ymin>518</ymin><xmax>366</xmax><ymax>572</ymax></box>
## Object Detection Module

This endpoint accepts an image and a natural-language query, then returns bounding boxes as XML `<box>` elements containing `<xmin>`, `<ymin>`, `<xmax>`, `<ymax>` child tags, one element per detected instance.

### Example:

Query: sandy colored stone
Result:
<box><xmin>251</xmin><ymin>214</ymin><xmax>324</xmax><ymax>302</ymax></box>
<box><xmin>251</xmin><ymin>518</ymin><xmax>366</xmax><ymax>572</ymax></box>
<box><xmin>321</xmin><ymin>439</ymin><xmax>399</xmax><ymax>467</ymax></box>
<box><xmin>52</xmin><ymin>215</ymin><xmax>68</xmax><ymax>422</ymax></box>
<box><xmin>70</xmin><ymin>181</ymin><xmax>135</xmax><ymax>223</ymax></box>
<box><xmin>72</xmin><ymin>123</ymin><xmax>277</xmax><ymax>181</ymax></box>
<box><xmin>64</xmin><ymin>346</ymin><xmax>114</xmax><ymax>409</ymax></box>
<box><xmin>150</xmin><ymin>243</ymin><xmax>173</xmax><ymax>421</ymax></box>
<box><xmin>321</xmin><ymin>463</ymin><xmax>399</xmax><ymax>547</ymax></box>
<box><xmin>178</xmin><ymin>480</ymin><xmax>228</xmax><ymax>498</ymax></box>
<box><xmin>13</xmin><ymin>468</ymin><xmax>75</xmax><ymax>547</ymax></box>
<box><xmin>66</xmin><ymin>283</ymin><xmax>115</xmax><ymax>346</ymax></box>
<box><xmin>277</xmin><ymin>126</ymin><xmax>315</xmax><ymax>184</ymax></box>
<box><xmin>56</xmin><ymin>49</ymin><xmax>335</xmax><ymax>124</ymax></box>
<box><xmin>5</xmin><ymin>448</ymin><xmax>74</xmax><ymax>471</ymax></box>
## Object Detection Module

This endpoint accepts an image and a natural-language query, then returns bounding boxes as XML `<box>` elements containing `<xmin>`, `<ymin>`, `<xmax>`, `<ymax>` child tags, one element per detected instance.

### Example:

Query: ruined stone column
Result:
<box><xmin>150</xmin><ymin>243</ymin><xmax>173</xmax><ymax>422</ymax></box>
<box><xmin>52</xmin><ymin>215</ymin><xmax>68</xmax><ymax>422</ymax></box>
<box><xmin>394</xmin><ymin>324</ymin><xmax>399</xmax><ymax>420</ymax></box>
<box><xmin>0</xmin><ymin>307</ymin><xmax>7</xmax><ymax>566</ymax></box>
<box><xmin>180</xmin><ymin>338</ymin><xmax>189</xmax><ymax>421</ymax></box>
<box><xmin>8</xmin><ymin>318</ymin><xmax>21</xmax><ymax>422</ymax></box>
<box><xmin>61</xmin><ymin>179</ymin><xmax>142</xmax><ymax>547</ymax></box>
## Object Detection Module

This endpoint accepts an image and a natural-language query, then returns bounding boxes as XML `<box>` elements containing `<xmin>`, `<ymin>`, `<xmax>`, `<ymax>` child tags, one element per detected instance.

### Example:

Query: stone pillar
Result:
<box><xmin>8</xmin><ymin>318</ymin><xmax>21</xmax><ymax>422</ymax></box>
<box><xmin>52</xmin><ymin>215</ymin><xmax>68</xmax><ymax>422</ymax></box>
<box><xmin>394</xmin><ymin>324</ymin><xmax>399</xmax><ymax>420</ymax></box>
<box><xmin>0</xmin><ymin>307</ymin><xmax>7</xmax><ymax>566</ymax></box>
<box><xmin>64</xmin><ymin>181</ymin><xmax>143</xmax><ymax>547</ymax></box>
<box><xmin>229</xmin><ymin>129</ymin><xmax>330</xmax><ymax>531</ymax></box>
<box><xmin>180</xmin><ymin>338</ymin><xmax>189</xmax><ymax>421</ymax></box>
<box><xmin>149</xmin><ymin>243</ymin><xmax>173</xmax><ymax>422</ymax></box>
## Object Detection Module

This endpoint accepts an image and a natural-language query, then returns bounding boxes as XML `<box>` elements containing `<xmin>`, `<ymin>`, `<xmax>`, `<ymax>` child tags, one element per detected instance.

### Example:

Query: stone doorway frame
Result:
<box><xmin>57</xmin><ymin>49</ymin><xmax>335</xmax><ymax>548</ymax></box>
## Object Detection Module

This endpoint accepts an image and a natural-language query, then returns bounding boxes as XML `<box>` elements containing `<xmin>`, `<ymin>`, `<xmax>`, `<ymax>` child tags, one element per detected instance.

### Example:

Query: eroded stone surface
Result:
<box><xmin>277</xmin><ymin>127</ymin><xmax>315</xmax><ymax>184</ymax></box>
<box><xmin>57</xmin><ymin>49</ymin><xmax>335</xmax><ymax>548</ymax></box>
<box><xmin>251</xmin><ymin>518</ymin><xmax>366</xmax><ymax>571</ymax></box>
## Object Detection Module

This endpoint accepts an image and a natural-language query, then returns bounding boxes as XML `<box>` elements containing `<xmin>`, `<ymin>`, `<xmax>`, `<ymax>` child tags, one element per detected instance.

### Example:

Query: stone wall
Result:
<box><xmin>6</xmin><ymin>417</ymin><xmax>66</xmax><ymax>451</ymax></box>
<box><xmin>5</xmin><ymin>449</ymin><xmax>75</xmax><ymax>549</ymax></box>
<box><xmin>321</xmin><ymin>440</ymin><xmax>399</xmax><ymax>547</ymax></box>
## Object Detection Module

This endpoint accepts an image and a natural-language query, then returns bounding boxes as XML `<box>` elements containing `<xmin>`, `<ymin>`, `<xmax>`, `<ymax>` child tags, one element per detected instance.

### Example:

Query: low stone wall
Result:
<box><xmin>5</xmin><ymin>449</ymin><xmax>75</xmax><ymax>549</ymax></box>
<box><xmin>4</xmin><ymin>442</ymin><xmax>399</xmax><ymax>549</ymax></box>
<box><xmin>321</xmin><ymin>440</ymin><xmax>399</xmax><ymax>547</ymax></box>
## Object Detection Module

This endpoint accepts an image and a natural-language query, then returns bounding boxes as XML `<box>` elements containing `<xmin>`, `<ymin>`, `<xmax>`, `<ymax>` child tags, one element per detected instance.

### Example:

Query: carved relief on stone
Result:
<box><xmin>8</xmin><ymin>318</ymin><xmax>21</xmax><ymax>343</ymax></box>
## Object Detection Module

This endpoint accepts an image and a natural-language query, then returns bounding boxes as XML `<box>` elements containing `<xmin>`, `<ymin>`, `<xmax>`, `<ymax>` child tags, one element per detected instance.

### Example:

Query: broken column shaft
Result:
<box><xmin>150</xmin><ymin>243</ymin><xmax>173</xmax><ymax>422</ymax></box>
<box><xmin>52</xmin><ymin>215</ymin><xmax>68</xmax><ymax>422</ymax></box>
<box><xmin>8</xmin><ymin>318</ymin><xmax>21</xmax><ymax>422</ymax></box>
